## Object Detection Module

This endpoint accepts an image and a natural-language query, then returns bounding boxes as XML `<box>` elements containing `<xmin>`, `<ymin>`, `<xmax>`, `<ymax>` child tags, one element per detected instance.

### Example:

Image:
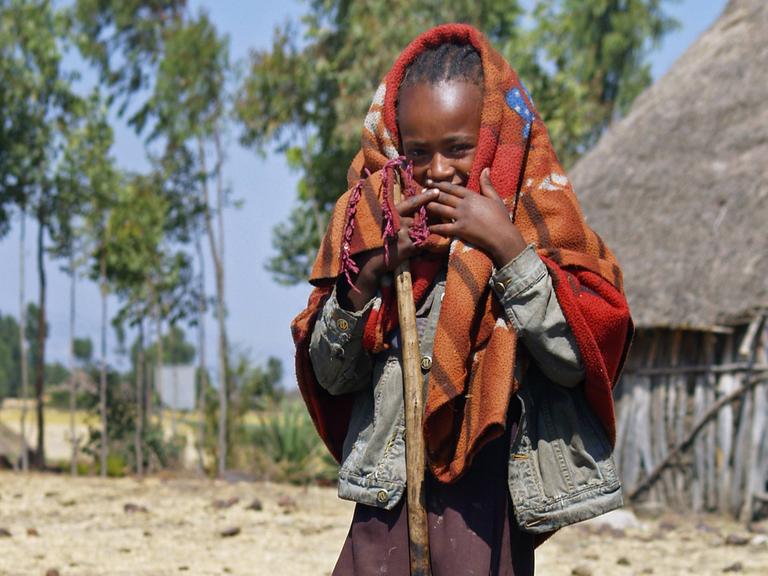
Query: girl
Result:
<box><xmin>292</xmin><ymin>24</ymin><xmax>633</xmax><ymax>575</ymax></box>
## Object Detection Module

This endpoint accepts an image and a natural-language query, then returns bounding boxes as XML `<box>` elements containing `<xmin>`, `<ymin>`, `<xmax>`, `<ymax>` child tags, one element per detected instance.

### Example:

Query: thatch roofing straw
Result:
<box><xmin>570</xmin><ymin>0</ymin><xmax>768</xmax><ymax>329</ymax></box>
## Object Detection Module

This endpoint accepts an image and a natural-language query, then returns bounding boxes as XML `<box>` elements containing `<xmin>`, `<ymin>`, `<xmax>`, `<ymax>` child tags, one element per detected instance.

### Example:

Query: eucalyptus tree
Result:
<box><xmin>107</xmin><ymin>170</ymin><xmax>198</xmax><ymax>473</ymax></box>
<box><xmin>141</xmin><ymin>11</ymin><xmax>233</xmax><ymax>473</ymax></box>
<box><xmin>106</xmin><ymin>174</ymin><xmax>165</xmax><ymax>474</ymax></box>
<box><xmin>71</xmin><ymin>0</ymin><xmax>187</xmax><ymax>124</ymax></box>
<box><xmin>73</xmin><ymin>0</ymin><xmax>234</xmax><ymax>474</ymax></box>
<box><xmin>51</xmin><ymin>90</ymin><xmax>117</xmax><ymax>475</ymax></box>
<box><xmin>68</xmin><ymin>107</ymin><xmax>122</xmax><ymax>477</ymax></box>
<box><xmin>0</xmin><ymin>0</ymin><xmax>82</xmax><ymax>468</ymax></box>
<box><xmin>1</xmin><ymin>2</ymin><xmax>34</xmax><ymax>468</ymax></box>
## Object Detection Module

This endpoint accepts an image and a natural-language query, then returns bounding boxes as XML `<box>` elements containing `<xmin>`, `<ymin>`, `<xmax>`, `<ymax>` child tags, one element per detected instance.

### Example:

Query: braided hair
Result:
<box><xmin>399</xmin><ymin>42</ymin><xmax>483</xmax><ymax>92</ymax></box>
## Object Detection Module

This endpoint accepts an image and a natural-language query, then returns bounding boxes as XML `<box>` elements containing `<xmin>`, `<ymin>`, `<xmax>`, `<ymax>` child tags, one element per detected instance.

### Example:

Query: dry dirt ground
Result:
<box><xmin>1</xmin><ymin>472</ymin><xmax>767</xmax><ymax>576</ymax></box>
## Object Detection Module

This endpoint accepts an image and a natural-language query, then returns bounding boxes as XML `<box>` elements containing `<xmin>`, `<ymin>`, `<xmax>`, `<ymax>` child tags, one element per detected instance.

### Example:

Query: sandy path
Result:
<box><xmin>1</xmin><ymin>472</ymin><xmax>766</xmax><ymax>575</ymax></box>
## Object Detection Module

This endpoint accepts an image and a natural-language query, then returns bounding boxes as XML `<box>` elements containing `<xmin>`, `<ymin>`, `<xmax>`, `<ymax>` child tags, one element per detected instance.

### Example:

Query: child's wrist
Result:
<box><xmin>488</xmin><ymin>230</ymin><xmax>527</xmax><ymax>268</ymax></box>
<box><xmin>338</xmin><ymin>253</ymin><xmax>382</xmax><ymax>311</ymax></box>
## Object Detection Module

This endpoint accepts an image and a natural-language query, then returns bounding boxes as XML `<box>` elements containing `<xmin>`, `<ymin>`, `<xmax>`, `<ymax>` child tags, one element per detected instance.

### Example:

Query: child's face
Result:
<box><xmin>398</xmin><ymin>81</ymin><xmax>483</xmax><ymax>189</ymax></box>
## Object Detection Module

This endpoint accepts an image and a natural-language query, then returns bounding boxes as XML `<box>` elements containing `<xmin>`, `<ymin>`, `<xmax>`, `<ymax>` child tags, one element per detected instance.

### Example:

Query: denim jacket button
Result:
<box><xmin>336</xmin><ymin>318</ymin><xmax>350</xmax><ymax>331</ymax></box>
<box><xmin>420</xmin><ymin>355</ymin><xmax>432</xmax><ymax>372</ymax></box>
<box><xmin>376</xmin><ymin>489</ymin><xmax>389</xmax><ymax>503</ymax></box>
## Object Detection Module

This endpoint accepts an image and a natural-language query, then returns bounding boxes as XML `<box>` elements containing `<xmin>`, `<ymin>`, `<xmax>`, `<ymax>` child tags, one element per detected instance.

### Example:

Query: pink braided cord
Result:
<box><xmin>379</xmin><ymin>158</ymin><xmax>404</xmax><ymax>266</ymax></box>
<box><xmin>339</xmin><ymin>178</ymin><xmax>366</xmax><ymax>292</ymax></box>
<box><xmin>403</xmin><ymin>161</ymin><xmax>429</xmax><ymax>246</ymax></box>
<box><xmin>339</xmin><ymin>158</ymin><xmax>429</xmax><ymax>288</ymax></box>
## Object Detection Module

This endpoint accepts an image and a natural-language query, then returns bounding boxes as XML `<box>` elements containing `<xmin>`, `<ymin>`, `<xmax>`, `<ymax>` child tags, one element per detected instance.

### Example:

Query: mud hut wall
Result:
<box><xmin>613</xmin><ymin>317</ymin><xmax>768</xmax><ymax>518</ymax></box>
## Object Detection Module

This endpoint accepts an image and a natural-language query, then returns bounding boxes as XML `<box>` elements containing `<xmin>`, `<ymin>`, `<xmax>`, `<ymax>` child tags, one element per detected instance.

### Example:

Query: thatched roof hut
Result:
<box><xmin>570</xmin><ymin>0</ymin><xmax>768</xmax><ymax>519</ymax></box>
<box><xmin>572</xmin><ymin>0</ymin><xmax>767</xmax><ymax>329</ymax></box>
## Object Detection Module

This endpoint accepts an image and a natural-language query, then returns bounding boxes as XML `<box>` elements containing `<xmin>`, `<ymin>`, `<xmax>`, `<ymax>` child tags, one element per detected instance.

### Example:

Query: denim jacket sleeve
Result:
<box><xmin>309</xmin><ymin>284</ymin><xmax>380</xmax><ymax>396</ymax></box>
<box><xmin>491</xmin><ymin>244</ymin><xmax>584</xmax><ymax>387</ymax></box>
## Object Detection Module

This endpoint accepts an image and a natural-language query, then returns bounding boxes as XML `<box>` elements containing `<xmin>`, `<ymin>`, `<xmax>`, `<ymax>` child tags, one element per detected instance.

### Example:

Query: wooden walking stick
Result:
<box><xmin>393</xmin><ymin>175</ymin><xmax>432</xmax><ymax>575</ymax></box>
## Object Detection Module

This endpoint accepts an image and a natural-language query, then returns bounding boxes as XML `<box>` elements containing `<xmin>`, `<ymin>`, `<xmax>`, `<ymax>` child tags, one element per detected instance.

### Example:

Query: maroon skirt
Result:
<box><xmin>332</xmin><ymin>417</ymin><xmax>535</xmax><ymax>576</ymax></box>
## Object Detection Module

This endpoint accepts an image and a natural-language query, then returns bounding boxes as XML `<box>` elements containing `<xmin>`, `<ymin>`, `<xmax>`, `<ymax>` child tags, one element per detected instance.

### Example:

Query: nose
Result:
<box><xmin>427</xmin><ymin>153</ymin><xmax>454</xmax><ymax>182</ymax></box>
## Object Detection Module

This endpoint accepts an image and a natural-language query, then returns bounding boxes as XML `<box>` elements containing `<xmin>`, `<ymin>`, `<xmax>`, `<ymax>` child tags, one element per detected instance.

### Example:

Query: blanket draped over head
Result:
<box><xmin>291</xmin><ymin>24</ymin><xmax>633</xmax><ymax>484</ymax></box>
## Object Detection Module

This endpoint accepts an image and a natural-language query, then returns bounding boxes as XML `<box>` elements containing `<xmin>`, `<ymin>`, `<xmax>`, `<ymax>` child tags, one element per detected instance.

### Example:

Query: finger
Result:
<box><xmin>480</xmin><ymin>168</ymin><xmax>501</xmax><ymax>200</ymax></box>
<box><xmin>430</xmin><ymin>180</ymin><xmax>468</xmax><ymax>199</ymax></box>
<box><xmin>399</xmin><ymin>216</ymin><xmax>414</xmax><ymax>229</ymax></box>
<box><xmin>387</xmin><ymin>232</ymin><xmax>422</xmax><ymax>270</ymax></box>
<box><xmin>428</xmin><ymin>223</ymin><xmax>457</xmax><ymax>237</ymax></box>
<box><xmin>431</xmin><ymin>189</ymin><xmax>461</xmax><ymax>208</ymax></box>
<box><xmin>426</xmin><ymin>202</ymin><xmax>457</xmax><ymax>221</ymax></box>
<box><xmin>397</xmin><ymin>188</ymin><xmax>439</xmax><ymax>216</ymax></box>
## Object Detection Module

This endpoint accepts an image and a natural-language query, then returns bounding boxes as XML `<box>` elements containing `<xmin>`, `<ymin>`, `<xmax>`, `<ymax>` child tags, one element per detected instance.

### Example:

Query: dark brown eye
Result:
<box><xmin>406</xmin><ymin>148</ymin><xmax>428</xmax><ymax>162</ymax></box>
<box><xmin>448</xmin><ymin>144</ymin><xmax>473</xmax><ymax>157</ymax></box>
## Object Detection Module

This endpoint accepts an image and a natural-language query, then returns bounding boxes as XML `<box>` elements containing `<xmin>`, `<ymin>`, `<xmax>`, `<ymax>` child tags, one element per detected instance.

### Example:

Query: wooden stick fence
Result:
<box><xmin>614</xmin><ymin>313</ymin><xmax>768</xmax><ymax>520</ymax></box>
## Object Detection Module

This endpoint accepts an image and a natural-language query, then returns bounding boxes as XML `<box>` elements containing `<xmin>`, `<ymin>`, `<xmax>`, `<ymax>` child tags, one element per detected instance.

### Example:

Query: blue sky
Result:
<box><xmin>0</xmin><ymin>0</ymin><xmax>728</xmax><ymax>389</ymax></box>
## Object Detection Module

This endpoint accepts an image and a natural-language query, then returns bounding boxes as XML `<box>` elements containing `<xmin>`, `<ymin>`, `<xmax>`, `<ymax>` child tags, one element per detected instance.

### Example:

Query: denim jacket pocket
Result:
<box><xmin>508</xmin><ymin>365</ymin><xmax>623</xmax><ymax>533</ymax></box>
<box><xmin>338</xmin><ymin>353</ymin><xmax>407</xmax><ymax>509</ymax></box>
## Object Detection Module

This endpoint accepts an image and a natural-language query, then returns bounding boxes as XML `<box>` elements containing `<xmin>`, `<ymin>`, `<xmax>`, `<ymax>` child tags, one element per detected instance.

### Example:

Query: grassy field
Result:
<box><xmin>0</xmin><ymin>399</ymin><xmax>330</xmax><ymax>480</ymax></box>
<box><xmin>0</xmin><ymin>401</ymin><xmax>201</xmax><ymax>469</ymax></box>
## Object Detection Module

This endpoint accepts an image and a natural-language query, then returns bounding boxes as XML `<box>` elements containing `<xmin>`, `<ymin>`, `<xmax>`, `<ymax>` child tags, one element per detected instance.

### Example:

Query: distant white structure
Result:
<box><xmin>155</xmin><ymin>365</ymin><xmax>196</xmax><ymax>411</ymax></box>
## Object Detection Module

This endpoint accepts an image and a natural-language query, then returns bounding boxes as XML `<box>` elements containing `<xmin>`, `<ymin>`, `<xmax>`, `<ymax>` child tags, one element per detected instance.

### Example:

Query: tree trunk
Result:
<box><xmin>34</xmin><ymin>208</ymin><xmax>47</xmax><ymax>469</ymax></box>
<box><xmin>69</xmin><ymin>250</ymin><xmax>77</xmax><ymax>476</ymax></box>
<box><xmin>198</xmin><ymin>135</ymin><xmax>230</xmax><ymax>475</ymax></box>
<box><xmin>213</xmin><ymin>129</ymin><xmax>231</xmax><ymax>473</ymax></box>
<box><xmin>169</xmin><ymin>324</ymin><xmax>177</xmax><ymax>438</ymax></box>
<box><xmin>99</xmin><ymin>248</ymin><xmax>108</xmax><ymax>477</ymax></box>
<box><xmin>135</xmin><ymin>317</ymin><xmax>145</xmax><ymax>476</ymax></box>
<box><xmin>145</xmin><ymin>287</ymin><xmax>154</xmax><ymax>435</ymax></box>
<box><xmin>18</xmin><ymin>210</ymin><xmax>29</xmax><ymax>472</ymax></box>
<box><xmin>155</xmin><ymin>305</ymin><xmax>164</xmax><ymax>437</ymax></box>
<box><xmin>195</xmin><ymin>235</ymin><xmax>208</xmax><ymax>474</ymax></box>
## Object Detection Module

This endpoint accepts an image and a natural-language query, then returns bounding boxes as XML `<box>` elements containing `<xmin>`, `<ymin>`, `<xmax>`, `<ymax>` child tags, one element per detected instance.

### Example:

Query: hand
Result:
<box><xmin>426</xmin><ymin>168</ymin><xmax>527</xmax><ymax>268</ymax></box>
<box><xmin>338</xmin><ymin>188</ymin><xmax>438</xmax><ymax>311</ymax></box>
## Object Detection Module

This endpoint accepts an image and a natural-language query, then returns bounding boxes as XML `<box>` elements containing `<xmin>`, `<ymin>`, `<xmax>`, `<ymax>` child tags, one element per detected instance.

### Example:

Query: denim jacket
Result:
<box><xmin>309</xmin><ymin>245</ymin><xmax>622</xmax><ymax>533</ymax></box>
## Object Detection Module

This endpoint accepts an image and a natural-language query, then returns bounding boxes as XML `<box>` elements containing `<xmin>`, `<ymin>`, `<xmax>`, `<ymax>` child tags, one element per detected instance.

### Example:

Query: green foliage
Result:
<box><xmin>82</xmin><ymin>367</ymin><xmax>183</xmax><ymax>471</ymax></box>
<box><xmin>138</xmin><ymin>10</ymin><xmax>229</xmax><ymax>141</ymax></box>
<box><xmin>105</xmin><ymin>452</ymin><xmax>128</xmax><ymax>477</ymax></box>
<box><xmin>0</xmin><ymin>0</ymin><xmax>77</xmax><ymax>235</ymax></box>
<box><xmin>23</xmin><ymin>302</ymin><xmax>47</xmax><ymax>386</ymax></box>
<box><xmin>71</xmin><ymin>0</ymin><xmax>187</xmax><ymax>120</ymax></box>
<box><xmin>197</xmin><ymin>353</ymin><xmax>286</xmax><ymax>473</ymax></box>
<box><xmin>137</xmin><ymin>324</ymin><xmax>196</xmax><ymax>368</ymax></box>
<box><xmin>47</xmin><ymin>386</ymin><xmax>90</xmax><ymax>410</ymax></box>
<box><xmin>74</xmin><ymin>337</ymin><xmax>93</xmax><ymax>364</ymax></box>
<box><xmin>521</xmin><ymin>0</ymin><xmax>679</xmax><ymax>162</ymax></box>
<box><xmin>44</xmin><ymin>361</ymin><xmax>69</xmax><ymax>387</ymax></box>
<box><xmin>0</xmin><ymin>311</ymin><xmax>21</xmax><ymax>398</ymax></box>
<box><xmin>233</xmin><ymin>354</ymin><xmax>284</xmax><ymax>412</ymax></box>
<box><xmin>0</xmin><ymin>308</ymin><xmax>84</xmax><ymax>399</ymax></box>
<box><xmin>50</xmin><ymin>89</ymin><xmax>118</xmax><ymax>265</ymax></box>
<box><xmin>105</xmin><ymin>174</ymin><xmax>168</xmax><ymax>290</ymax></box>
<box><xmin>247</xmin><ymin>401</ymin><xmax>337</xmax><ymax>484</ymax></box>
<box><xmin>106</xmin><ymin>171</ymin><xmax>198</xmax><ymax>350</ymax></box>
<box><xmin>237</xmin><ymin>0</ymin><xmax>677</xmax><ymax>284</ymax></box>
